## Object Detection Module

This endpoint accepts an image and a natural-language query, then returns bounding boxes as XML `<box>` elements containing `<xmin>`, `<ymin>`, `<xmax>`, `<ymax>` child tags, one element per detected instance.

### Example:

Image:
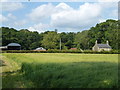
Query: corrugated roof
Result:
<box><xmin>7</xmin><ymin>43</ymin><xmax>21</xmax><ymax>46</ymax></box>
<box><xmin>97</xmin><ymin>44</ymin><xmax>111</xmax><ymax>48</ymax></box>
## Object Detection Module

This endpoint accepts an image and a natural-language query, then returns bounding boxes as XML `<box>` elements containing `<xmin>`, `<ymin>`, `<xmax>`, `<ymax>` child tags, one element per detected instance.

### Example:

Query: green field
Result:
<box><xmin>1</xmin><ymin>53</ymin><xmax>118</xmax><ymax>88</ymax></box>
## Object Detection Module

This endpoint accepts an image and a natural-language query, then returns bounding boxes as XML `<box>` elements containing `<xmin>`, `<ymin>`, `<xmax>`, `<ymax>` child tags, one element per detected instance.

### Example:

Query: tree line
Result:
<box><xmin>0</xmin><ymin>19</ymin><xmax>119</xmax><ymax>50</ymax></box>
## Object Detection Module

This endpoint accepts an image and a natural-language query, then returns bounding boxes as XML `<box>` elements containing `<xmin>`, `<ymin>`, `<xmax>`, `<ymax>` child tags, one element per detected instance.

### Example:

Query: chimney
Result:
<box><xmin>106</xmin><ymin>40</ymin><xmax>109</xmax><ymax>45</ymax></box>
<box><xmin>95</xmin><ymin>40</ymin><xmax>97</xmax><ymax>45</ymax></box>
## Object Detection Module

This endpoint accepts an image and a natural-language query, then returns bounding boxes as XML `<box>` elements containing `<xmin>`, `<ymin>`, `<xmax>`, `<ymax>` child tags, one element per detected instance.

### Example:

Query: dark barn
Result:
<box><xmin>7</xmin><ymin>43</ymin><xmax>21</xmax><ymax>50</ymax></box>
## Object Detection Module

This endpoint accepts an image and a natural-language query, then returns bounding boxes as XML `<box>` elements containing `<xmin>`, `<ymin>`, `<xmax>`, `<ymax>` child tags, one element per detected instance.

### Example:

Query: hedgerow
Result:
<box><xmin>1</xmin><ymin>49</ymin><xmax>119</xmax><ymax>54</ymax></box>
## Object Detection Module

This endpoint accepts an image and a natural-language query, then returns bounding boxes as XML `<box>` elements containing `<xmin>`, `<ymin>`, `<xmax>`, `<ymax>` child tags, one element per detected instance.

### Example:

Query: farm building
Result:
<box><xmin>0</xmin><ymin>46</ymin><xmax>7</xmax><ymax>50</ymax></box>
<box><xmin>92</xmin><ymin>40</ymin><xmax>112</xmax><ymax>52</ymax></box>
<box><xmin>7</xmin><ymin>43</ymin><xmax>21</xmax><ymax>50</ymax></box>
<box><xmin>70</xmin><ymin>48</ymin><xmax>77</xmax><ymax>50</ymax></box>
<box><xmin>34</xmin><ymin>47</ymin><xmax>46</xmax><ymax>51</ymax></box>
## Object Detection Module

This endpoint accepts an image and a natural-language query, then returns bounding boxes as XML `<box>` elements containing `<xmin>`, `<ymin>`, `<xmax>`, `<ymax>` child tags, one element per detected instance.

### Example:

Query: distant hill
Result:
<box><xmin>0</xmin><ymin>19</ymin><xmax>119</xmax><ymax>50</ymax></box>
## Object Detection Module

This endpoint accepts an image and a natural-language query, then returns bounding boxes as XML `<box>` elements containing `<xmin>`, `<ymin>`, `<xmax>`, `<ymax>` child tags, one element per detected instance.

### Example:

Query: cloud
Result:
<box><xmin>51</xmin><ymin>3</ymin><xmax>101</xmax><ymax>29</ymax></box>
<box><xmin>0</xmin><ymin>13</ymin><xmax>21</xmax><ymax>27</ymax></box>
<box><xmin>0</xmin><ymin>14</ymin><xmax>8</xmax><ymax>22</ymax></box>
<box><xmin>1</xmin><ymin>2</ymin><xmax>24</xmax><ymax>11</ymax></box>
<box><xmin>7</xmin><ymin>13</ymin><xmax>16</xmax><ymax>19</ymax></box>
<box><xmin>27</xmin><ymin>2</ymin><xmax>117</xmax><ymax>32</ymax></box>
<box><xmin>110</xmin><ymin>9</ymin><xmax>118</xmax><ymax>18</ymax></box>
<box><xmin>28</xmin><ymin>3</ymin><xmax>102</xmax><ymax>30</ymax></box>
<box><xmin>28</xmin><ymin>23</ymin><xmax>50</xmax><ymax>33</ymax></box>
<box><xmin>98</xmin><ymin>0</ymin><xmax>119</xmax><ymax>2</ymax></box>
<box><xmin>0</xmin><ymin>0</ymin><xmax>8</xmax><ymax>2</ymax></box>
<box><xmin>13</xmin><ymin>20</ymin><xmax>27</xmax><ymax>26</ymax></box>
<box><xmin>28</xmin><ymin>3</ymin><xmax>54</xmax><ymax>22</ymax></box>
<box><xmin>1</xmin><ymin>0</ymin><xmax>119</xmax><ymax>2</ymax></box>
<box><xmin>98</xmin><ymin>2</ymin><xmax>118</xmax><ymax>20</ymax></box>
<box><xmin>0</xmin><ymin>0</ymin><xmax>28</xmax><ymax>2</ymax></box>
<box><xmin>2</xmin><ymin>2</ymin><xmax>117</xmax><ymax>32</ymax></box>
<box><xmin>99</xmin><ymin>19</ymin><xmax>106</xmax><ymax>23</ymax></box>
<box><xmin>28</xmin><ymin>3</ymin><xmax>73</xmax><ymax>22</ymax></box>
<box><xmin>55</xmin><ymin>3</ymin><xmax>73</xmax><ymax>12</ymax></box>
<box><xmin>0</xmin><ymin>13</ymin><xmax>19</xmax><ymax>27</ymax></box>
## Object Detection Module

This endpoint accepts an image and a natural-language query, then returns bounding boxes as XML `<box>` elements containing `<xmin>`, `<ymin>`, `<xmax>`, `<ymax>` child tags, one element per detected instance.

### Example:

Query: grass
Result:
<box><xmin>1</xmin><ymin>53</ymin><xmax>118</xmax><ymax>88</ymax></box>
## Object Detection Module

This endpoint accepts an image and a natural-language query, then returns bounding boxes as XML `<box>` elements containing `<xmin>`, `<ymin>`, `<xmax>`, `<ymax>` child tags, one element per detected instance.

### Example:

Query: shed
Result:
<box><xmin>0</xmin><ymin>46</ymin><xmax>7</xmax><ymax>50</ymax></box>
<box><xmin>70</xmin><ymin>48</ymin><xmax>77</xmax><ymax>50</ymax></box>
<box><xmin>7</xmin><ymin>43</ymin><xmax>21</xmax><ymax>50</ymax></box>
<box><xmin>34</xmin><ymin>47</ymin><xmax>46</xmax><ymax>51</ymax></box>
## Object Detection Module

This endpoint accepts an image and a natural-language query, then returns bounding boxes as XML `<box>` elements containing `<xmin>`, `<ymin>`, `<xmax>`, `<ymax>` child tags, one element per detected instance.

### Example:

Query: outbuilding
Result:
<box><xmin>7</xmin><ymin>43</ymin><xmax>21</xmax><ymax>50</ymax></box>
<box><xmin>70</xmin><ymin>48</ymin><xmax>77</xmax><ymax>50</ymax></box>
<box><xmin>34</xmin><ymin>47</ymin><xmax>46</xmax><ymax>51</ymax></box>
<box><xmin>0</xmin><ymin>46</ymin><xmax>7</xmax><ymax>50</ymax></box>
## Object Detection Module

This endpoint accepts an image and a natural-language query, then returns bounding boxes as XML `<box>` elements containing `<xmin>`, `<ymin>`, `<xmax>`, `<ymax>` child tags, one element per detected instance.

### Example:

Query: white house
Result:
<box><xmin>92</xmin><ymin>40</ymin><xmax>112</xmax><ymax>52</ymax></box>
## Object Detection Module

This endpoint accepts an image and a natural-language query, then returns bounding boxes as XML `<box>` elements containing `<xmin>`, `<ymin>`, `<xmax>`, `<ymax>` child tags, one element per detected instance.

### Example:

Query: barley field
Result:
<box><xmin>1</xmin><ymin>53</ymin><xmax>118</xmax><ymax>88</ymax></box>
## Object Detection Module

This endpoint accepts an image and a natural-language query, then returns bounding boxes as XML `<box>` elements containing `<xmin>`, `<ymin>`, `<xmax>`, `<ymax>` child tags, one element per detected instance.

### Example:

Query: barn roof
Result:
<box><xmin>97</xmin><ymin>44</ymin><xmax>111</xmax><ymax>48</ymax></box>
<box><xmin>7</xmin><ymin>43</ymin><xmax>21</xmax><ymax>46</ymax></box>
<box><xmin>35</xmin><ymin>47</ymin><xmax>46</xmax><ymax>50</ymax></box>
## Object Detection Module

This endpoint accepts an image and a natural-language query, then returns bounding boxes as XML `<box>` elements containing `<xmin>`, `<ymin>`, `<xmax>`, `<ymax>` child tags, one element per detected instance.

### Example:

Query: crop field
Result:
<box><xmin>1</xmin><ymin>53</ymin><xmax>118</xmax><ymax>88</ymax></box>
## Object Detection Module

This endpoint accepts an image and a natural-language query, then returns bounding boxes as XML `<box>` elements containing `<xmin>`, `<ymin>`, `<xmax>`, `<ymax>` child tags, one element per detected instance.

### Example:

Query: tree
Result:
<box><xmin>74</xmin><ymin>30</ymin><xmax>89</xmax><ymax>50</ymax></box>
<box><xmin>42</xmin><ymin>31</ymin><xmax>60</xmax><ymax>49</ymax></box>
<box><xmin>1</xmin><ymin>19</ymin><xmax>119</xmax><ymax>50</ymax></box>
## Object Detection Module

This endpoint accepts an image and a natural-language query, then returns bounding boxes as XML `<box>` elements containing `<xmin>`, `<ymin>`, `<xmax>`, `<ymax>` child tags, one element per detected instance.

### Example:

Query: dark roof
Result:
<box><xmin>7</xmin><ymin>43</ymin><xmax>21</xmax><ymax>46</ymax></box>
<box><xmin>97</xmin><ymin>44</ymin><xmax>111</xmax><ymax>48</ymax></box>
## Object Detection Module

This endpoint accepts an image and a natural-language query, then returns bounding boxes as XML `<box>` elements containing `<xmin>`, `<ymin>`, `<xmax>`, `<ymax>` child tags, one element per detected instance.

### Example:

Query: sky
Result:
<box><xmin>0</xmin><ymin>0</ymin><xmax>118</xmax><ymax>33</ymax></box>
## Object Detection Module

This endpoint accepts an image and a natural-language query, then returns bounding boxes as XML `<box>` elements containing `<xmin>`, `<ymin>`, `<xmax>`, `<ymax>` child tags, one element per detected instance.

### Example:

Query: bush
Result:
<box><xmin>47</xmin><ymin>49</ymin><xmax>82</xmax><ymax>53</ymax></box>
<box><xmin>1</xmin><ymin>50</ymin><xmax>47</xmax><ymax>53</ymax></box>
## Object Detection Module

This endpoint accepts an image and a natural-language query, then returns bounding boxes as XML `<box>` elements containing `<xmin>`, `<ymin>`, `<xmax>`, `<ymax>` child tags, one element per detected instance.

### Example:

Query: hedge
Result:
<box><xmin>1</xmin><ymin>49</ymin><xmax>120</xmax><ymax>54</ymax></box>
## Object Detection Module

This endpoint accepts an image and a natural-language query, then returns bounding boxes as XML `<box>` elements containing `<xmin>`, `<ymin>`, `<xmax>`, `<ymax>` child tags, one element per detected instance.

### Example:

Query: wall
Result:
<box><xmin>99</xmin><ymin>48</ymin><xmax>111</xmax><ymax>51</ymax></box>
<box><xmin>92</xmin><ymin>45</ymin><xmax>99</xmax><ymax>51</ymax></box>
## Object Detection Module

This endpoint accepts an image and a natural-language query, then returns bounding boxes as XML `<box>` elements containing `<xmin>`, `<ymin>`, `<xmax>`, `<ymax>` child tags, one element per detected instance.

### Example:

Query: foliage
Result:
<box><xmin>87</xmin><ymin>19</ymin><xmax>118</xmax><ymax>49</ymax></box>
<box><xmin>1</xmin><ymin>19</ymin><xmax>119</xmax><ymax>50</ymax></box>
<box><xmin>1</xmin><ymin>28</ymin><xmax>43</xmax><ymax>50</ymax></box>
<box><xmin>74</xmin><ymin>30</ymin><xmax>89</xmax><ymax>49</ymax></box>
<box><xmin>41</xmin><ymin>31</ymin><xmax>60</xmax><ymax>49</ymax></box>
<box><xmin>60</xmin><ymin>32</ymin><xmax>75</xmax><ymax>49</ymax></box>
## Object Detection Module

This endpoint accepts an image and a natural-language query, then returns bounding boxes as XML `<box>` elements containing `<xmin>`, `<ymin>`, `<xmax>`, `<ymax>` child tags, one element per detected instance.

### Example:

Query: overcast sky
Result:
<box><xmin>0</xmin><ymin>0</ymin><xmax>118</xmax><ymax>33</ymax></box>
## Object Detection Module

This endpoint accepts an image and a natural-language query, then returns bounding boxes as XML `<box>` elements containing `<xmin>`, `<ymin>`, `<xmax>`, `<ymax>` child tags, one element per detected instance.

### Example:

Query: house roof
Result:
<box><xmin>7</xmin><ymin>43</ymin><xmax>21</xmax><ymax>46</ymax></box>
<box><xmin>97</xmin><ymin>44</ymin><xmax>111</xmax><ymax>48</ymax></box>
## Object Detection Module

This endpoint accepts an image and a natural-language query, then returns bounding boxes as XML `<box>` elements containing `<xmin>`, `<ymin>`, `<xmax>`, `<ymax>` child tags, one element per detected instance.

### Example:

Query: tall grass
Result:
<box><xmin>21</xmin><ymin>62</ymin><xmax>118</xmax><ymax>88</ymax></box>
<box><xmin>2</xmin><ymin>53</ymin><xmax>118</xmax><ymax>88</ymax></box>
